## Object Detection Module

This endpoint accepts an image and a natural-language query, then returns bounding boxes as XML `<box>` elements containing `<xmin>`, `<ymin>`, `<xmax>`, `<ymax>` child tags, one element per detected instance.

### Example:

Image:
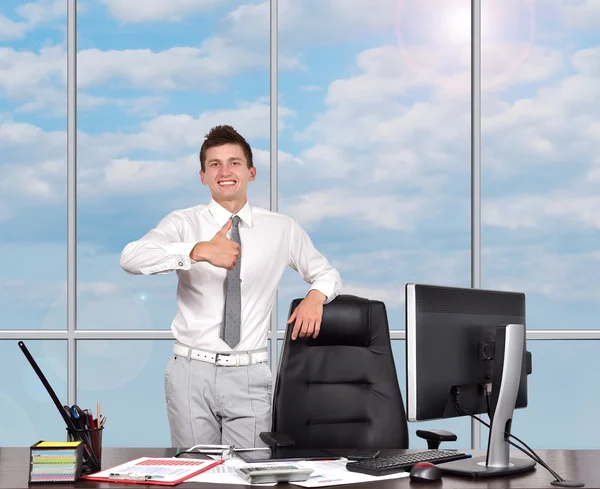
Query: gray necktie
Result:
<box><xmin>222</xmin><ymin>215</ymin><xmax>241</xmax><ymax>348</ymax></box>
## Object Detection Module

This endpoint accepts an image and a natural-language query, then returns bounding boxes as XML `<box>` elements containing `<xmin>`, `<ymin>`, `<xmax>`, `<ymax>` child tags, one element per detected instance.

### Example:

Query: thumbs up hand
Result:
<box><xmin>189</xmin><ymin>219</ymin><xmax>241</xmax><ymax>270</ymax></box>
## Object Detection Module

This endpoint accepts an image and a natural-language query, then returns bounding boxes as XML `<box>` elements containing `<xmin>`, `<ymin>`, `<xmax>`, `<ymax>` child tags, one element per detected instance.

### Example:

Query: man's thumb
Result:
<box><xmin>218</xmin><ymin>219</ymin><xmax>232</xmax><ymax>236</ymax></box>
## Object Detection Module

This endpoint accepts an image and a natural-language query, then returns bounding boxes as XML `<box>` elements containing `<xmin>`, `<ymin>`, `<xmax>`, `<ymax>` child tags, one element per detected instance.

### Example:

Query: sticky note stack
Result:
<box><xmin>29</xmin><ymin>440</ymin><xmax>84</xmax><ymax>484</ymax></box>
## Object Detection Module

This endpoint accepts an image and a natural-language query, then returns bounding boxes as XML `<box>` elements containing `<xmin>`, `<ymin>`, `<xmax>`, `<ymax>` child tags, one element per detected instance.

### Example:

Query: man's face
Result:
<box><xmin>200</xmin><ymin>143</ymin><xmax>256</xmax><ymax>202</ymax></box>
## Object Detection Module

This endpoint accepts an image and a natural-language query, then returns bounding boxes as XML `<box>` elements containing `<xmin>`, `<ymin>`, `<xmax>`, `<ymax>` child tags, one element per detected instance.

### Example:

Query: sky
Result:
<box><xmin>1</xmin><ymin>0</ymin><xmax>599</xmax><ymax>449</ymax></box>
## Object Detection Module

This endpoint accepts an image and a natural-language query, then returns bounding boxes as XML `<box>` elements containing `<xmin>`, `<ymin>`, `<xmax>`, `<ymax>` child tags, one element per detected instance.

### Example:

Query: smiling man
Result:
<box><xmin>120</xmin><ymin>125</ymin><xmax>342</xmax><ymax>449</ymax></box>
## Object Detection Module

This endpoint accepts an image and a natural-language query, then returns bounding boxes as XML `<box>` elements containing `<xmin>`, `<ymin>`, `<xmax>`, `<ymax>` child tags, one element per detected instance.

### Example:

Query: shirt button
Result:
<box><xmin>178</xmin><ymin>262</ymin><xmax>183</xmax><ymax>266</ymax></box>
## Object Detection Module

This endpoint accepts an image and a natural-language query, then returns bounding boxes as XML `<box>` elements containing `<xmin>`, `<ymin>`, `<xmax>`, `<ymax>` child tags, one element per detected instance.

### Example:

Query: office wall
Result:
<box><xmin>1</xmin><ymin>0</ymin><xmax>599</xmax><ymax>449</ymax></box>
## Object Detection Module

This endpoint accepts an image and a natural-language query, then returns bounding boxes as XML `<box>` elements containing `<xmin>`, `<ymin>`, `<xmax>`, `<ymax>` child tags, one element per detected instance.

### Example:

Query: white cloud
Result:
<box><xmin>341</xmin><ymin>284</ymin><xmax>406</xmax><ymax>309</ymax></box>
<box><xmin>0</xmin><ymin>0</ymin><xmax>65</xmax><ymax>40</ymax></box>
<box><xmin>0</xmin><ymin>46</ymin><xmax>66</xmax><ymax>114</ymax></box>
<box><xmin>98</xmin><ymin>154</ymin><xmax>199</xmax><ymax>196</ymax></box>
<box><xmin>285</xmin><ymin>38</ymin><xmax>598</xmax><ymax>220</ymax></box>
<box><xmin>291</xmin><ymin>42</ymin><xmax>564</xmax><ymax>176</ymax></box>
<box><xmin>96</xmin><ymin>0</ymin><xmax>222</xmax><ymax>23</ymax></box>
<box><xmin>483</xmin><ymin>246</ymin><xmax>600</xmax><ymax>302</ymax></box>
<box><xmin>227</xmin><ymin>0</ymin><xmax>398</xmax><ymax>46</ymax></box>
<box><xmin>253</xmin><ymin>149</ymin><xmax>304</xmax><ymax>169</ymax></box>
<box><xmin>281</xmin><ymin>189</ymin><xmax>430</xmax><ymax>232</ymax></box>
<box><xmin>81</xmin><ymin>100</ymin><xmax>294</xmax><ymax>158</ymax></box>
<box><xmin>15</xmin><ymin>0</ymin><xmax>65</xmax><ymax>25</ymax></box>
<box><xmin>571</xmin><ymin>47</ymin><xmax>600</xmax><ymax>77</ymax></box>
<box><xmin>481</xmin><ymin>50</ymin><xmax>600</xmax><ymax>172</ymax></box>
<box><xmin>0</xmin><ymin>13</ymin><xmax>28</xmax><ymax>40</ymax></box>
<box><xmin>297</xmin><ymin>145</ymin><xmax>350</xmax><ymax>177</ymax></box>
<box><xmin>78</xmin><ymin>282</ymin><xmax>122</xmax><ymax>296</ymax></box>
<box><xmin>484</xmin><ymin>194</ymin><xmax>600</xmax><ymax>231</ymax></box>
<box><xmin>562</xmin><ymin>0</ymin><xmax>600</xmax><ymax>28</ymax></box>
<box><xmin>0</xmin><ymin>100</ymin><xmax>300</xmax><ymax>211</ymax></box>
<box><xmin>0</xmin><ymin>40</ymin><xmax>300</xmax><ymax>115</ymax></box>
<box><xmin>0</xmin><ymin>165</ymin><xmax>56</xmax><ymax>199</ymax></box>
<box><xmin>0</xmin><ymin>121</ymin><xmax>66</xmax><ymax>211</ymax></box>
<box><xmin>78</xmin><ymin>39</ymin><xmax>272</xmax><ymax>90</ymax></box>
<box><xmin>320</xmin><ymin>43</ymin><xmax>562</xmax><ymax>108</ymax></box>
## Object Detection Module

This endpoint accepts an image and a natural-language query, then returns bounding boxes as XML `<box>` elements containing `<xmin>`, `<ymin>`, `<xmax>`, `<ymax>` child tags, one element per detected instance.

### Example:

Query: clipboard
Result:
<box><xmin>80</xmin><ymin>457</ymin><xmax>223</xmax><ymax>485</ymax></box>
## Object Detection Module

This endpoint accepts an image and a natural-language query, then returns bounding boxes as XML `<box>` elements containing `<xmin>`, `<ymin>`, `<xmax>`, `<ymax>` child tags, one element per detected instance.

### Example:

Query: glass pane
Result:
<box><xmin>76</xmin><ymin>2</ymin><xmax>270</xmax><ymax>329</ymax></box>
<box><xmin>0</xmin><ymin>340</ymin><xmax>67</xmax><ymax>445</ymax></box>
<box><xmin>76</xmin><ymin>340</ymin><xmax>173</xmax><ymax>447</ymax></box>
<box><xmin>392</xmin><ymin>340</ymin><xmax>470</xmax><ymax>449</ymax></box>
<box><xmin>481</xmin><ymin>1</ymin><xmax>600</xmax><ymax>328</ymax></box>
<box><xmin>277</xmin><ymin>0</ymin><xmax>471</xmax><ymax>331</ymax></box>
<box><xmin>0</xmin><ymin>1</ymin><xmax>67</xmax><ymax>329</ymax></box>
<box><xmin>488</xmin><ymin>340</ymin><xmax>600</xmax><ymax>449</ymax></box>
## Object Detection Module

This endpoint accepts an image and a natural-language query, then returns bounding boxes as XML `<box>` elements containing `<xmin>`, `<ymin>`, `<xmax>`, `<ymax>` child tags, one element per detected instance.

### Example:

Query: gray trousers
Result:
<box><xmin>164</xmin><ymin>352</ymin><xmax>273</xmax><ymax>449</ymax></box>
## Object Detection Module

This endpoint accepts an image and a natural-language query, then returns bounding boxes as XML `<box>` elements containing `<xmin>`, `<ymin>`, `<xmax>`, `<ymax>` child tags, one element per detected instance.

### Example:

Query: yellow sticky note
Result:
<box><xmin>36</xmin><ymin>441</ymin><xmax>81</xmax><ymax>447</ymax></box>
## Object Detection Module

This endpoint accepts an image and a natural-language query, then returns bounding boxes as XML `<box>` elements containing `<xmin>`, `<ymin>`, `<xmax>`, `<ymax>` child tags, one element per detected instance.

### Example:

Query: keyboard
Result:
<box><xmin>346</xmin><ymin>450</ymin><xmax>472</xmax><ymax>476</ymax></box>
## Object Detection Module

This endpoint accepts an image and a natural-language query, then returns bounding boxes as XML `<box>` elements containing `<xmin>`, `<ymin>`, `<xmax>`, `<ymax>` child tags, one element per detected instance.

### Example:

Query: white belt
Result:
<box><xmin>173</xmin><ymin>343</ymin><xmax>268</xmax><ymax>366</ymax></box>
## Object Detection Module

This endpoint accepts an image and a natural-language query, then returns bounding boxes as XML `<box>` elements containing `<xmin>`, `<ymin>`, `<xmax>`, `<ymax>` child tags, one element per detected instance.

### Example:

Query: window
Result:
<box><xmin>76</xmin><ymin>2</ymin><xmax>270</xmax><ymax>331</ymax></box>
<box><xmin>481</xmin><ymin>0</ymin><xmax>600</xmax><ymax>329</ymax></box>
<box><xmin>276</xmin><ymin>0</ymin><xmax>471</xmax><ymax>336</ymax></box>
<box><xmin>1</xmin><ymin>0</ymin><xmax>598</xmax><ymax>450</ymax></box>
<box><xmin>0</xmin><ymin>1</ymin><xmax>67</xmax><ymax>331</ymax></box>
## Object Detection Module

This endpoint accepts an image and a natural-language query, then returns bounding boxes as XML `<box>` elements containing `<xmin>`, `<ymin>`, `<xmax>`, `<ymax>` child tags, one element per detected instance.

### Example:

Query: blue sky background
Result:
<box><xmin>1</xmin><ymin>0</ymin><xmax>599</xmax><ymax>449</ymax></box>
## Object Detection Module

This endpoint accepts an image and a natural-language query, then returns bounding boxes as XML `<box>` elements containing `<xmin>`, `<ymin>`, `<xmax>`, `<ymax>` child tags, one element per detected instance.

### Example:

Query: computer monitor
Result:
<box><xmin>405</xmin><ymin>283</ymin><xmax>535</xmax><ymax>478</ymax></box>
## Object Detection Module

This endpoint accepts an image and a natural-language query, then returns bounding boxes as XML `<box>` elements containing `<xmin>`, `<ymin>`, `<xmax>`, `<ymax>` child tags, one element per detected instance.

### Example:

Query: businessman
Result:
<box><xmin>120</xmin><ymin>125</ymin><xmax>342</xmax><ymax>449</ymax></box>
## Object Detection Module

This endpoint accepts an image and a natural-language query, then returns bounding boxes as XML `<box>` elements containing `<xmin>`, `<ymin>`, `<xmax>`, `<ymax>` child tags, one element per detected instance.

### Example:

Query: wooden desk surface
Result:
<box><xmin>1</xmin><ymin>447</ymin><xmax>599</xmax><ymax>489</ymax></box>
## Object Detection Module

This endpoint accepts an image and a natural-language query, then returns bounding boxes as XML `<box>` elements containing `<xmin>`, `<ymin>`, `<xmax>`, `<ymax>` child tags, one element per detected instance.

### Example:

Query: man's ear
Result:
<box><xmin>249</xmin><ymin>166</ymin><xmax>257</xmax><ymax>181</ymax></box>
<box><xmin>200</xmin><ymin>171</ymin><xmax>206</xmax><ymax>185</ymax></box>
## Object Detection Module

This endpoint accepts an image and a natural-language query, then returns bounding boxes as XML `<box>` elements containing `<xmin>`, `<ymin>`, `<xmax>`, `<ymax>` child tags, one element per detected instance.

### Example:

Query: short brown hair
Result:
<box><xmin>199</xmin><ymin>125</ymin><xmax>254</xmax><ymax>172</ymax></box>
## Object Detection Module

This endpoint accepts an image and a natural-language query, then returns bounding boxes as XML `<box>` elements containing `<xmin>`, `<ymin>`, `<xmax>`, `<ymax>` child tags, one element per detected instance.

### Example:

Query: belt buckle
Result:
<box><xmin>215</xmin><ymin>353</ymin><xmax>239</xmax><ymax>366</ymax></box>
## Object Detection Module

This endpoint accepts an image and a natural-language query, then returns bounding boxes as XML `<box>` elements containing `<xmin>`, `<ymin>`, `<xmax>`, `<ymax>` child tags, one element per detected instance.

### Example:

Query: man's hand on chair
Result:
<box><xmin>287</xmin><ymin>290</ymin><xmax>327</xmax><ymax>340</ymax></box>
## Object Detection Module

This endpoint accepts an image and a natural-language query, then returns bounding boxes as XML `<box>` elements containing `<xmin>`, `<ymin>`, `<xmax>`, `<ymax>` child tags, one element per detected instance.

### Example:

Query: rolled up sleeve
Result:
<box><xmin>288</xmin><ymin>219</ymin><xmax>342</xmax><ymax>304</ymax></box>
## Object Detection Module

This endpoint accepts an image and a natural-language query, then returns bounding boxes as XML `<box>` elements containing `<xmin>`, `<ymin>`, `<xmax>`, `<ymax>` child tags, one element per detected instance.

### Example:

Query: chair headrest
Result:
<box><xmin>288</xmin><ymin>294</ymin><xmax>386</xmax><ymax>348</ymax></box>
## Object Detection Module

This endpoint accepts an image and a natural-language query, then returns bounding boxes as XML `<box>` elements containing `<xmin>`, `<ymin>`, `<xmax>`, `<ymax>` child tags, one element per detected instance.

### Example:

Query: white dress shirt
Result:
<box><xmin>120</xmin><ymin>199</ymin><xmax>342</xmax><ymax>352</ymax></box>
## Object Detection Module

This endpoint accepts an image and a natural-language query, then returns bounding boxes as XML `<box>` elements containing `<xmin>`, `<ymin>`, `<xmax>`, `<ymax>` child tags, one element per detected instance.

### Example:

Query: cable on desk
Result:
<box><xmin>453</xmin><ymin>387</ymin><xmax>584</xmax><ymax>488</ymax></box>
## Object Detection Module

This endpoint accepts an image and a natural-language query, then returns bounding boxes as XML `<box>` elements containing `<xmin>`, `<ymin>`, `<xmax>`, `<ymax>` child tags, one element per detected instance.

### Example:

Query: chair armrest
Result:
<box><xmin>416</xmin><ymin>429</ymin><xmax>457</xmax><ymax>450</ymax></box>
<box><xmin>259</xmin><ymin>431</ymin><xmax>295</xmax><ymax>448</ymax></box>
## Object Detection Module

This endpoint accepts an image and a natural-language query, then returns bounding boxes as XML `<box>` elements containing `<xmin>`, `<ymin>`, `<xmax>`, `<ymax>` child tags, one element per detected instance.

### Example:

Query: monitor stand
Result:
<box><xmin>437</xmin><ymin>323</ymin><xmax>536</xmax><ymax>478</ymax></box>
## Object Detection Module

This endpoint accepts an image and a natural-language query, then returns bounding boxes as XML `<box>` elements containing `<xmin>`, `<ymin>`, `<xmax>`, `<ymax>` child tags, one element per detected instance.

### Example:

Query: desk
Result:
<box><xmin>1</xmin><ymin>448</ymin><xmax>599</xmax><ymax>489</ymax></box>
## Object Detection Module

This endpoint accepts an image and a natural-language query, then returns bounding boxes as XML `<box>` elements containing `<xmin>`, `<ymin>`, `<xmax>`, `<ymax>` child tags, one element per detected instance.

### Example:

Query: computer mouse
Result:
<box><xmin>409</xmin><ymin>462</ymin><xmax>442</xmax><ymax>482</ymax></box>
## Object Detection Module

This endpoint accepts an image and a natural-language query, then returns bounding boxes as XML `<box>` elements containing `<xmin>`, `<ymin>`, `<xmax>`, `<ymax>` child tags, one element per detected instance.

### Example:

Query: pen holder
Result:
<box><xmin>67</xmin><ymin>426</ymin><xmax>103</xmax><ymax>474</ymax></box>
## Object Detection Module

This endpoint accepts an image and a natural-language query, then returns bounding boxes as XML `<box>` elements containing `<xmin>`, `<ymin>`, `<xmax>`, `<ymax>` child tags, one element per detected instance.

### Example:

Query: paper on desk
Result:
<box><xmin>80</xmin><ymin>457</ymin><xmax>221</xmax><ymax>485</ymax></box>
<box><xmin>290</xmin><ymin>459</ymin><xmax>410</xmax><ymax>487</ymax></box>
<box><xmin>187</xmin><ymin>458</ymin><xmax>277</xmax><ymax>486</ymax></box>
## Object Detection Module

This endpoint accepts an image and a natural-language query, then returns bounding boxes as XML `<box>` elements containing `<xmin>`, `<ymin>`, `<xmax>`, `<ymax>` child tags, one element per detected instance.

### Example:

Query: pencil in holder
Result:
<box><xmin>67</xmin><ymin>426</ymin><xmax>103</xmax><ymax>474</ymax></box>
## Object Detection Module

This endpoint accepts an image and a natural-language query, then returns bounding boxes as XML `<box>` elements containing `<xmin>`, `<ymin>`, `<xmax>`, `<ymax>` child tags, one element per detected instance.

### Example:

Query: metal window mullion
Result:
<box><xmin>471</xmin><ymin>0</ymin><xmax>482</xmax><ymax>451</ymax></box>
<box><xmin>67</xmin><ymin>0</ymin><xmax>77</xmax><ymax>406</ymax></box>
<box><xmin>3</xmin><ymin>329</ymin><xmax>599</xmax><ymax>341</ymax></box>
<box><xmin>269</xmin><ymin>0</ymin><xmax>279</xmax><ymax>377</ymax></box>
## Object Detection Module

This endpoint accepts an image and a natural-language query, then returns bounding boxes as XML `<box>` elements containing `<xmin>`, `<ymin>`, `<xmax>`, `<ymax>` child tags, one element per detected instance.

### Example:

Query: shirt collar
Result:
<box><xmin>206</xmin><ymin>199</ymin><xmax>253</xmax><ymax>229</ymax></box>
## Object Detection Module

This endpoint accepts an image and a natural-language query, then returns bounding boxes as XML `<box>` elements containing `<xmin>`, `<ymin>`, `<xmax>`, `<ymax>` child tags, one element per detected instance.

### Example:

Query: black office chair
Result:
<box><xmin>260</xmin><ymin>294</ymin><xmax>456</xmax><ymax>450</ymax></box>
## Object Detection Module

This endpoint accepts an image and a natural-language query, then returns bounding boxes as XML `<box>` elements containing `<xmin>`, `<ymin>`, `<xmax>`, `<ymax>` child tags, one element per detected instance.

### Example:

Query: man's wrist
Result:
<box><xmin>190</xmin><ymin>242</ymin><xmax>208</xmax><ymax>262</ymax></box>
<box><xmin>306</xmin><ymin>289</ymin><xmax>327</xmax><ymax>304</ymax></box>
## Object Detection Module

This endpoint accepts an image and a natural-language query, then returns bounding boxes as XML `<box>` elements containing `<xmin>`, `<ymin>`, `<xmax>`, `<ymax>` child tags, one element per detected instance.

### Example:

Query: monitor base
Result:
<box><xmin>437</xmin><ymin>456</ymin><xmax>536</xmax><ymax>478</ymax></box>
<box><xmin>550</xmin><ymin>479</ymin><xmax>585</xmax><ymax>487</ymax></box>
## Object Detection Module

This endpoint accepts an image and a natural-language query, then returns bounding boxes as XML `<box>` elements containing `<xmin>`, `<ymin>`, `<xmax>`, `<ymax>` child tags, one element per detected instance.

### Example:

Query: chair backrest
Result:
<box><xmin>271</xmin><ymin>294</ymin><xmax>409</xmax><ymax>449</ymax></box>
